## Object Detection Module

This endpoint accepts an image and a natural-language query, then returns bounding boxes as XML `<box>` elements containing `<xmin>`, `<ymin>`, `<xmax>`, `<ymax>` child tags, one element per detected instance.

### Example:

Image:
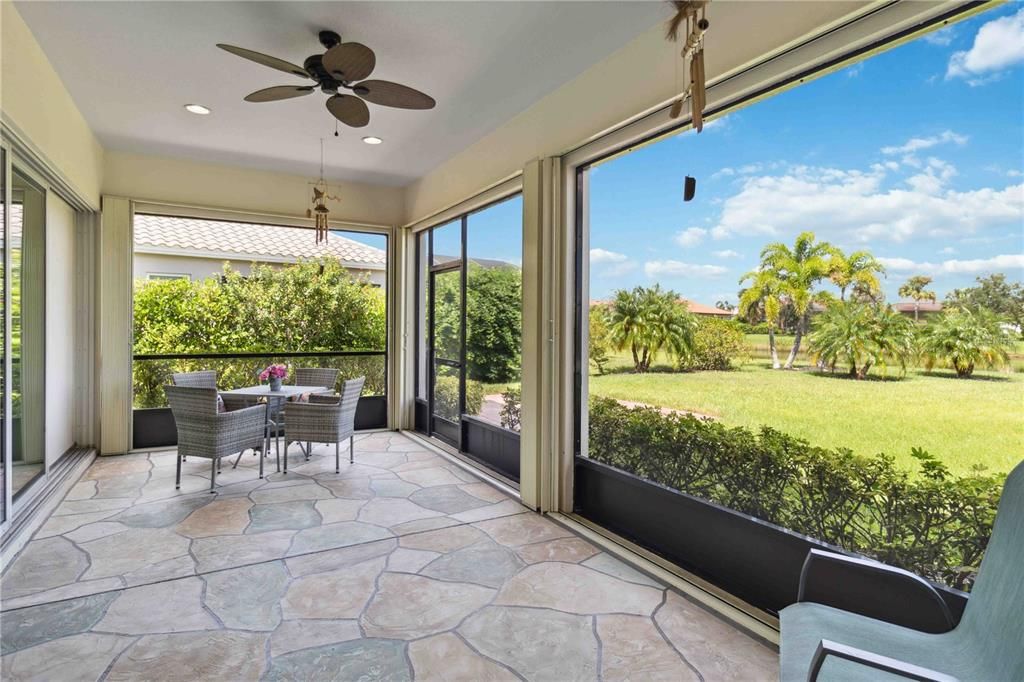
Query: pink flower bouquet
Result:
<box><xmin>259</xmin><ymin>364</ymin><xmax>289</xmax><ymax>390</ymax></box>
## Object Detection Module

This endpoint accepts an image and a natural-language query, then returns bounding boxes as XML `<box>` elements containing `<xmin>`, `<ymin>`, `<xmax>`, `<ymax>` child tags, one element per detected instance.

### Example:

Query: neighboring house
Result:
<box><xmin>133</xmin><ymin>214</ymin><xmax>387</xmax><ymax>286</ymax></box>
<box><xmin>681</xmin><ymin>299</ymin><xmax>735</xmax><ymax>318</ymax></box>
<box><xmin>893</xmin><ymin>300</ymin><xmax>943</xmax><ymax>318</ymax></box>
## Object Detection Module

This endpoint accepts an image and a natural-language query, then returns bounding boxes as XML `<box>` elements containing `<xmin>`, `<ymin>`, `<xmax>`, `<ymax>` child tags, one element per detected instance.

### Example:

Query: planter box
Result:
<box><xmin>574</xmin><ymin>456</ymin><xmax>967</xmax><ymax>628</ymax></box>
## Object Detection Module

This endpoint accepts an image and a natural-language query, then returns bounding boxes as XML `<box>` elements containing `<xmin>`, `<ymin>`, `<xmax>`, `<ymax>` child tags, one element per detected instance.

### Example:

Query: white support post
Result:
<box><xmin>97</xmin><ymin>195</ymin><xmax>133</xmax><ymax>455</ymax></box>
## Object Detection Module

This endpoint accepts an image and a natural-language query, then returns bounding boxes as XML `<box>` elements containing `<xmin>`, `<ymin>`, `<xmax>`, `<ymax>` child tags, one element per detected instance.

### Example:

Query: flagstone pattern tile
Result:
<box><xmin>0</xmin><ymin>432</ymin><xmax>777</xmax><ymax>680</ymax></box>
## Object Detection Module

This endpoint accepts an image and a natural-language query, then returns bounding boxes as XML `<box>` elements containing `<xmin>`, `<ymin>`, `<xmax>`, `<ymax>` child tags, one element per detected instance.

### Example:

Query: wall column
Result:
<box><xmin>97</xmin><ymin>195</ymin><xmax>132</xmax><ymax>455</ymax></box>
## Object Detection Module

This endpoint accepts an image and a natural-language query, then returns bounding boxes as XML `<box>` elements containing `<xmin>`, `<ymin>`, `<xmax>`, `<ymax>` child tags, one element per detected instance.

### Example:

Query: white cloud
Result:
<box><xmin>1009</xmin><ymin>169</ymin><xmax>1023</xmax><ymax>178</ymax></box>
<box><xmin>947</xmin><ymin>8</ymin><xmax>1024</xmax><ymax>83</ymax></box>
<box><xmin>845</xmin><ymin>62</ymin><xmax>864</xmax><ymax>78</ymax></box>
<box><xmin>878</xmin><ymin>253</ymin><xmax>1024</xmax><ymax>275</ymax></box>
<box><xmin>709</xmin><ymin>163</ymin><xmax>1023</xmax><ymax>243</ymax></box>
<box><xmin>674</xmin><ymin>227</ymin><xmax>707</xmax><ymax>248</ymax></box>
<box><xmin>712</xmin><ymin>249</ymin><xmax>741</xmax><ymax>259</ymax></box>
<box><xmin>923</xmin><ymin>26</ymin><xmax>955</xmax><ymax>46</ymax></box>
<box><xmin>940</xmin><ymin>246</ymin><xmax>957</xmax><ymax>255</ymax></box>
<box><xmin>712</xmin><ymin>167</ymin><xmax>736</xmax><ymax>179</ymax></box>
<box><xmin>644</xmin><ymin>260</ymin><xmax>728</xmax><ymax>278</ymax></box>
<box><xmin>590</xmin><ymin>248</ymin><xmax>636</xmax><ymax>277</ymax></box>
<box><xmin>881</xmin><ymin>130</ymin><xmax>967</xmax><ymax>156</ymax></box>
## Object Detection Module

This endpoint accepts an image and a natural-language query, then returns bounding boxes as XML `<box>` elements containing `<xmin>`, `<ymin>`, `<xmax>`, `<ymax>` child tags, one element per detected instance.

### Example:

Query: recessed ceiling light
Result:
<box><xmin>362</xmin><ymin>136</ymin><xmax>383</xmax><ymax>145</ymax></box>
<box><xmin>184</xmin><ymin>104</ymin><xmax>211</xmax><ymax>115</ymax></box>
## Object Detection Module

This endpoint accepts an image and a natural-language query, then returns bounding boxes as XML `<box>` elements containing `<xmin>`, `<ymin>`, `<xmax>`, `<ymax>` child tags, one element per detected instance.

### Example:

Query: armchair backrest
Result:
<box><xmin>172</xmin><ymin>370</ymin><xmax>217</xmax><ymax>389</ymax></box>
<box><xmin>339</xmin><ymin>376</ymin><xmax>365</xmax><ymax>433</ymax></box>
<box><xmin>165</xmin><ymin>385</ymin><xmax>220</xmax><ymax>419</ymax></box>
<box><xmin>956</xmin><ymin>460</ymin><xmax>1024</xmax><ymax>678</ymax></box>
<box><xmin>295</xmin><ymin>367</ymin><xmax>340</xmax><ymax>391</ymax></box>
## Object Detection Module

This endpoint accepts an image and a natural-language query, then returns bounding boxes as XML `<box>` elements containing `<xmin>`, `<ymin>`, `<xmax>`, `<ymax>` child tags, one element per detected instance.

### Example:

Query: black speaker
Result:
<box><xmin>684</xmin><ymin>176</ymin><xmax>696</xmax><ymax>202</ymax></box>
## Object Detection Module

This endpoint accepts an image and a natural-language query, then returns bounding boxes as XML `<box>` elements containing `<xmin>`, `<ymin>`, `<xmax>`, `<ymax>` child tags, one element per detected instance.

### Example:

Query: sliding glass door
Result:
<box><xmin>10</xmin><ymin>168</ymin><xmax>45</xmax><ymax>500</ymax></box>
<box><xmin>414</xmin><ymin>194</ymin><xmax>523</xmax><ymax>481</ymax></box>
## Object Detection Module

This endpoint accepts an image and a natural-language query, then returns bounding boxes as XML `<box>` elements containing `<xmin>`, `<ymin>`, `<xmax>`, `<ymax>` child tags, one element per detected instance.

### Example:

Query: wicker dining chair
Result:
<box><xmin>283</xmin><ymin>376</ymin><xmax>364</xmax><ymax>474</ymax></box>
<box><xmin>165</xmin><ymin>385</ymin><xmax>268</xmax><ymax>492</ymax></box>
<box><xmin>294</xmin><ymin>367</ymin><xmax>340</xmax><ymax>395</ymax></box>
<box><xmin>171</xmin><ymin>370</ymin><xmax>218</xmax><ymax>388</ymax></box>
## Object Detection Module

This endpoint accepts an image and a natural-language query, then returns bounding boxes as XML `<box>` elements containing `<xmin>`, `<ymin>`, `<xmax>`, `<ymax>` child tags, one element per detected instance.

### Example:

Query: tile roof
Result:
<box><xmin>133</xmin><ymin>213</ymin><xmax>386</xmax><ymax>268</ymax></box>
<box><xmin>894</xmin><ymin>301</ymin><xmax>944</xmax><ymax>313</ymax></box>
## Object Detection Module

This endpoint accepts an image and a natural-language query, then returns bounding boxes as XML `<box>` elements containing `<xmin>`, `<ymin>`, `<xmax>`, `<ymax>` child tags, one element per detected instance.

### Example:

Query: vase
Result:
<box><xmin>269</xmin><ymin>377</ymin><xmax>283</xmax><ymax>392</ymax></box>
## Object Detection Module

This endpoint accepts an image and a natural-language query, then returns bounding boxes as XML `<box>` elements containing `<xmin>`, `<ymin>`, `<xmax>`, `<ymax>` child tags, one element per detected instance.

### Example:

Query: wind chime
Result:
<box><xmin>307</xmin><ymin>138</ymin><xmax>342</xmax><ymax>244</ymax></box>
<box><xmin>667</xmin><ymin>1</ymin><xmax>710</xmax><ymax>132</ymax></box>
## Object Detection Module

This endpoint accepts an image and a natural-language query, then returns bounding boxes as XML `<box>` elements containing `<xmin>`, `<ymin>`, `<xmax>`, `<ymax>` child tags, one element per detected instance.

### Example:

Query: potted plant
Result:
<box><xmin>259</xmin><ymin>364</ymin><xmax>288</xmax><ymax>391</ymax></box>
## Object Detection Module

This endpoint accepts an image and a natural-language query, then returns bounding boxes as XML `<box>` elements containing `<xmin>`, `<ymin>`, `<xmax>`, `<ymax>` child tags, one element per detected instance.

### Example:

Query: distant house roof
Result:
<box><xmin>433</xmin><ymin>255</ymin><xmax>518</xmax><ymax>269</ymax></box>
<box><xmin>681</xmin><ymin>299</ymin><xmax>735</xmax><ymax>317</ymax></box>
<box><xmin>133</xmin><ymin>214</ymin><xmax>386</xmax><ymax>269</ymax></box>
<box><xmin>893</xmin><ymin>300</ymin><xmax>943</xmax><ymax>313</ymax></box>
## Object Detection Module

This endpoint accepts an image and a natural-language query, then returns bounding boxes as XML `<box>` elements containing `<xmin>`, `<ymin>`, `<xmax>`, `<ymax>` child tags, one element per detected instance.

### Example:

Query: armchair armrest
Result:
<box><xmin>798</xmin><ymin>549</ymin><xmax>954</xmax><ymax>633</ymax></box>
<box><xmin>808</xmin><ymin>639</ymin><xmax>957</xmax><ymax>682</ymax></box>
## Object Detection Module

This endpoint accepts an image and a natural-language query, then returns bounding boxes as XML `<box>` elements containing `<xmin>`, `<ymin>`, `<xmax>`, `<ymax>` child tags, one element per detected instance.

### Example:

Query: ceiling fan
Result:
<box><xmin>217</xmin><ymin>30</ymin><xmax>436</xmax><ymax>128</ymax></box>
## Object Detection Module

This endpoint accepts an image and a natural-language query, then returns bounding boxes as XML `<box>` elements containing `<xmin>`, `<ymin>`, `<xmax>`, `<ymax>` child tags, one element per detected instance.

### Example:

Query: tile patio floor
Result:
<box><xmin>1</xmin><ymin>432</ymin><xmax>777</xmax><ymax>681</ymax></box>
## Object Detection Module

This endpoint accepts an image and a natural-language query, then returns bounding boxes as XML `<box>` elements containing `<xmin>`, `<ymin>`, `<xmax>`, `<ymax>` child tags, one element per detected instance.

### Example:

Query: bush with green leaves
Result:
<box><xmin>432</xmin><ymin>375</ymin><xmax>484</xmax><ymax>421</ymax></box>
<box><xmin>587</xmin><ymin>397</ymin><xmax>1003</xmax><ymax>591</ymax></box>
<box><xmin>809</xmin><ymin>302</ymin><xmax>916</xmax><ymax>379</ymax></box>
<box><xmin>500</xmin><ymin>387</ymin><xmax>521</xmax><ymax>432</ymax></box>
<box><xmin>589</xmin><ymin>305</ymin><xmax>612</xmax><ymax>375</ymax></box>
<box><xmin>680</xmin><ymin>318</ymin><xmax>747</xmax><ymax>371</ymax></box>
<box><xmin>133</xmin><ymin>259</ymin><xmax>387</xmax><ymax>407</ymax></box>
<box><xmin>920</xmin><ymin>307</ymin><xmax>1014</xmax><ymax>378</ymax></box>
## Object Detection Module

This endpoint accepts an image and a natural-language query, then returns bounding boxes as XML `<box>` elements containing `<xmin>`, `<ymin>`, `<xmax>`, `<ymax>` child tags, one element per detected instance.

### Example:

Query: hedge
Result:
<box><xmin>587</xmin><ymin>397</ymin><xmax>1004</xmax><ymax>591</ymax></box>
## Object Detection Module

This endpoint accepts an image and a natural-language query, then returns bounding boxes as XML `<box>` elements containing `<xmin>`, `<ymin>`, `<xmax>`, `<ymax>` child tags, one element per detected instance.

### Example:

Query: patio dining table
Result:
<box><xmin>219</xmin><ymin>384</ymin><xmax>328</xmax><ymax>475</ymax></box>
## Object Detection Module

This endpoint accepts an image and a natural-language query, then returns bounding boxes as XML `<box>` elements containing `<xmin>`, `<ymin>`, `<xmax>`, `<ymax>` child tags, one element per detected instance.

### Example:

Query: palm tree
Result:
<box><xmin>809</xmin><ymin>302</ymin><xmax>915</xmax><ymax>379</ymax></box>
<box><xmin>738</xmin><ymin>269</ymin><xmax>784</xmax><ymax>368</ymax></box>
<box><xmin>898</xmin><ymin>275</ymin><xmax>937</xmax><ymax>321</ymax></box>
<box><xmin>830</xmin><ymin>250</ymin><xmax>885</xmax><ymax>302</ymax></box>
<box><xmin>919</xmin><ymin>307</ymin><xmax>1013</xmax><ymax>377</ymax></box>
<box><xmin>758</xmin><ymin>232</ymin><xmax>837</xmax><ymax>369</ymax></box>
<box><xmin>607</xmin><ymin>286</ymin><xmax>696</xmax><ymax>372</ymax></box>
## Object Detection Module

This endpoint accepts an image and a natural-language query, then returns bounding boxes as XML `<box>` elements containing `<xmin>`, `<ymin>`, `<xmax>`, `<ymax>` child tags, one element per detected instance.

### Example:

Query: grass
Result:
<box><xmin>588</xmin><ymin>350</ymin><xmax>1023</xmax><ymax>477</ymax></box>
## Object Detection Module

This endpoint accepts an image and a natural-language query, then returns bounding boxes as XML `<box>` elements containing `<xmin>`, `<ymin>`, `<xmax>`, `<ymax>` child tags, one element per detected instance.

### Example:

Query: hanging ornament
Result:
<box><xmin>666</xmin><ymin>1</ymin><xmax>710</xmax><ymax>132</ymax></box>
<box><xmin>306</xmin><ymin>138</ymin><xmax>342</xmax><ymax>244</ymax></box>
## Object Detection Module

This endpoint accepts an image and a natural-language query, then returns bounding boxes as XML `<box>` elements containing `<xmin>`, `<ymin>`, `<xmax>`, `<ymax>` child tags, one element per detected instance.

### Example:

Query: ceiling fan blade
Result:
<box><xmin>217</xmin><ymin>44</ymin><xmax>310</xmax><ymax>78</ymax></box>
<box><xmin>354</xmin><ymin>80</ymin><xmax>435</xmax><ymax>110</ymax></box>
<box><xmin>326</xmin><ymin>94</ymin><xmax>370</xmax><ymax>128</ymax></box>
<box><xmin>322</xmin><ymin>42</ymin><xmax>376</xmax><ymax>81</ymax></box>
<box><xmin>244</xmin><ymin>86</ymin><xmax>316</xmax><ymax>103</ymax></box>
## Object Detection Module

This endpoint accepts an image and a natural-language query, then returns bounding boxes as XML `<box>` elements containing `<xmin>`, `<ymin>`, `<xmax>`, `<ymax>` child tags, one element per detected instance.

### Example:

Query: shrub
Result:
<box><xmin>680</xmin><ymin>318</ymin><xmax>746</xmax><ymax>371</ymax></box>
<box><xmin>920</xmin><ymin>307</ymin><xmax>1013</xmax><ymax>377</ymax></box>
<box><xmin>587</xmin><ymin>397</ymin><xmax>1003</xmax><ymax>591</ymax></box>
<box><xmin>500</xmin><ymin>387</ymin><xmax>521</xmax><ymax>432</ymax></box>
<box><xmin>433</xmin><ymin>376</ymin><xmax>484</xmax><ymax>421</ymax></box>
<box><xmin>589</xmin><ymin>306</ymin><xmax>612</xmax><ymax>375</ymax></box>
<box><xmin>809</xmin><ymin>302</ymin><xmax>916</xmax><ymax>379</ymax></box>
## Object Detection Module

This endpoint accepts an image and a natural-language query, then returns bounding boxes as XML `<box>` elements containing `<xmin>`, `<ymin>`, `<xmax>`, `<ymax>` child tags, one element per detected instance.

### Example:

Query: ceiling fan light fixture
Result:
<box><xmin>362</xmin><ymin>136</ymin><xmax>383</xmax><ymax>145</ymax></box>
<box><xmin>184</xmin><ymin>103</ymin><xmax>212</xmax><ymax>115</ymax></box>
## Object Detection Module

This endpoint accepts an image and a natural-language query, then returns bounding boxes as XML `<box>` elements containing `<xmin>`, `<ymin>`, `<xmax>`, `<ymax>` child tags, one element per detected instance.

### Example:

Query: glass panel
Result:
<box><xmin>430</xmin><ymin>220</ymin><xmax>461</xmax><ymax>268</ymax></box>
<box><xmin>11</xmin><ymin>169</ymin><xmax>45</xmax><ymax>498</ymax></box>
<box><xmin>431</xmin><ymin>269</ymin><xmax>462</xmax><ymax>361</ymax></box>
<box><xmin>465</xmin><ymin>196</ymin><xmax>523</xmax><ymax>430</ymax></box>
<box><xmin>578</xmin><ymin>4</ymin><xmax>1022</xmax><ymax>600</ymax></box>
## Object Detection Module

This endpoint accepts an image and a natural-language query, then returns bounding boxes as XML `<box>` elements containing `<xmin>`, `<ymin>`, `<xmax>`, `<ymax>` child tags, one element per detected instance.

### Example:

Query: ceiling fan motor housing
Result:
<box><xmin>303</xmin><ymin>54</ymin><xmax>343</xmax><ymax>93</ymax></box>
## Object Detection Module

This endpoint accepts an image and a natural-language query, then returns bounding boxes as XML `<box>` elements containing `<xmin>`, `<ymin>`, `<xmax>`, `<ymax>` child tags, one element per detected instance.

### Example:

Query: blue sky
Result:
<box><xmin>588</xmin><ymin>4</ymin><xmax>1024</xmax><ymax>305</ymax></box>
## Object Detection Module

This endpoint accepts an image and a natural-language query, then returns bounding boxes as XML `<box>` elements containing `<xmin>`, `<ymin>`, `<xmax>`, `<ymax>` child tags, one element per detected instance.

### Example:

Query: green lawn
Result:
<box><xmin>588</xmin><ymin>351</ymin><xmax>1023</xmax><ymax>477</ymax></box>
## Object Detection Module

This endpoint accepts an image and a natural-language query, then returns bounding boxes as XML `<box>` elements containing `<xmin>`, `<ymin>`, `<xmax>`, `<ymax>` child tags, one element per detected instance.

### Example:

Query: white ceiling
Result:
<box><xmin>15</xmin><ymin>1</ymin><xmax>669</xmax><ymax>186</ymax></box>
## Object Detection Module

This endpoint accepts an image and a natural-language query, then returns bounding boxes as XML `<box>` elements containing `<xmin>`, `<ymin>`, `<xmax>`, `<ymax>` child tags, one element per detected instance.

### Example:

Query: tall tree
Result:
<box><xmin>758</xmin><ymin>231</ymin><xmax>837</xmax><ymax>369</ymax></box>
<box><xmin>607</xmin><ymin>285</ymin><xmax>696</xmax><ymax>372</ymax></box>
<box><xmin>898</xmin><ymin>275</ymin><xmax>937</xmax><ymax>321</ymax></box>
<box><xmin>830</xmin><ymin>249</ymin><xmax>885</xmax><ymax>302</ymax></box>
<box><xmin>809</xmin><ymin>302</ymin><xmax>916</xmax><ymax>379</ymax></box>
<box><xmin>946</xmin><ymin>274</ymin><xmax>1024</xmax><ymax>336</ymax></box>
<box><xmin>738</xmin><ymin>270</ymin><xmax>784</xmax><ymax>369</ymax></box>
